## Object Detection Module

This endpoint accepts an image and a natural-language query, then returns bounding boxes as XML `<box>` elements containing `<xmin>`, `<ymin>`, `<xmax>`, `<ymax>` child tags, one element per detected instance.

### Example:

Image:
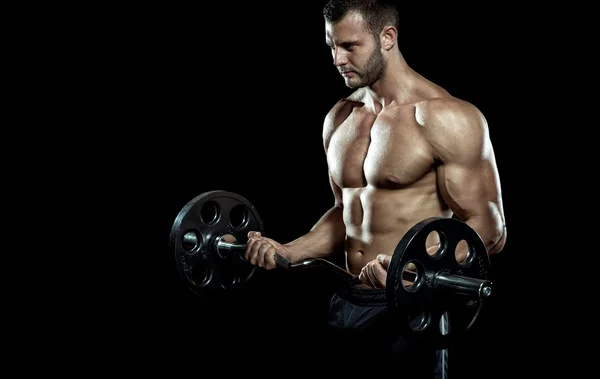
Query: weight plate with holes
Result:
<box><xmin>169</xmin><ymin>190</ymin><xmax>264</xmax><ymax>297</ymax></box>
<box><xmin>385</xmin><ymin>217</ymin><xmax>491</xmax><ymax>349</ymax></box>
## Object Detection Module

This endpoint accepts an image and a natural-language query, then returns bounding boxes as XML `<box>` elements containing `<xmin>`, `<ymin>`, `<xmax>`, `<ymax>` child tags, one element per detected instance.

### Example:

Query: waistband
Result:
<box><xmin>336</xmin><ymin>285</ymin><xmax>388</xmax><ymax>306</ymax></box>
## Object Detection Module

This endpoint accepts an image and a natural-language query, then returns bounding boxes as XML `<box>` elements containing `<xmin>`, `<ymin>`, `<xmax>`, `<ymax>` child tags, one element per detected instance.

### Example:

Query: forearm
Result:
<box><xmin>283</xmin><ymin>205</ymin><xmax>345</xmax><ymax>262</ymax></box>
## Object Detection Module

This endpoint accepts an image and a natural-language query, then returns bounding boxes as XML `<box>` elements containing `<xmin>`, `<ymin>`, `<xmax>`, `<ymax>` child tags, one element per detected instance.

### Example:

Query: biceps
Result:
<box><xmin>437</xmin><ymin>160</ymin><xmax>501</xmax><ymax>219</ymax></box>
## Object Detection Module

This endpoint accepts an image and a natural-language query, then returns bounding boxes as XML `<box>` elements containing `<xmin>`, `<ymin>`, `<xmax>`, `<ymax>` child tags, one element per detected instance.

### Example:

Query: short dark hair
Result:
<box><xmin>323</xmin><ymin>0</ymin><xmax>399</xmax><ymax>36</ymax></box>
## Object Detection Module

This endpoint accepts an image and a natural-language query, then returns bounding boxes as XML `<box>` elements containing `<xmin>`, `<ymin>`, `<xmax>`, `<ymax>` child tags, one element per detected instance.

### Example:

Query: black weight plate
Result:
<box><xmin>169</xmin><ymin>190</ymin><xmax>264</xmax><ymax>297</ymax></box>
<box><xmin>386</xmin><ymin>217</ymin><xmax>490</xmax><ymax>349</ymax></box>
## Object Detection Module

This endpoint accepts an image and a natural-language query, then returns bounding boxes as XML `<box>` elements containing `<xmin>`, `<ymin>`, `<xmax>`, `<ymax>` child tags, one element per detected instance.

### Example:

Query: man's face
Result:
<box><xmin>325</xmin><ymin>11</ymin><xmax>386</xmax><ymax>89</ymax></box>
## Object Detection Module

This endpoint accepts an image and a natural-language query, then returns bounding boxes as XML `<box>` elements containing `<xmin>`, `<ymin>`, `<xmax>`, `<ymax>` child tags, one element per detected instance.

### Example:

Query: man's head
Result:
<box><xmin>323</xmin><ymin>0</ymin><xmax>399</xmax><ymax>89</ymax></box>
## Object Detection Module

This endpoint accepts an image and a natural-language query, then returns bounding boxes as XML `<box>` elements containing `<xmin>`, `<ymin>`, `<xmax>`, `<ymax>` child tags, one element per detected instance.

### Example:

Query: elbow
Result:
<box><xmin>487</xmin><ymin>225</ymin><xmax>507</xmax><ymax>256</ymax></box>
<box><xmin>466</xmin><ymin>215</ymin><xmax>506</xmax><ymax>256</ymax></box>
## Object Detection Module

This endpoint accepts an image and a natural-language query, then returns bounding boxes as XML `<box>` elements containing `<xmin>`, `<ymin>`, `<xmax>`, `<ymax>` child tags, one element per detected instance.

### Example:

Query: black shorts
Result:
<box><xmin>325</xmin><ymin>286</ymin><xmax>448</xmax><ymax>379</ymax></box>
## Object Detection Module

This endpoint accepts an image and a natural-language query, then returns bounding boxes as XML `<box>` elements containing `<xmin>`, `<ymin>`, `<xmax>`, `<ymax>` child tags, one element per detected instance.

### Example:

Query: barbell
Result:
<box><xmin>169</xmin><ymin>190</ymin><xmax>493</xmax><ymax>349</ymax></box>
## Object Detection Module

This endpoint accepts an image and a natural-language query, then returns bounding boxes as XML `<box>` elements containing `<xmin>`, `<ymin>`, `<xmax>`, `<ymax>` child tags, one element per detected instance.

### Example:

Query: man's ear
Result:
<box><xmin>381</xmin><ymin>26</ymin><xmax>397</xmax><ymax>50</ymax></box>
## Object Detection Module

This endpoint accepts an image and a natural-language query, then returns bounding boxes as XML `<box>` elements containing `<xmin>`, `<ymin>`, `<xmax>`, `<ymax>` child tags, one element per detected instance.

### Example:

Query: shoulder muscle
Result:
<box><xmin>416</xmin><ymin>98</ymin><xmax>490</xmax><ymax>164</ymax></box>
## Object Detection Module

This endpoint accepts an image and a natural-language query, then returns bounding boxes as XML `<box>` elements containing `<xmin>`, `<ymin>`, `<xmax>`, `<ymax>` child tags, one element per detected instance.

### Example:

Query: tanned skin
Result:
<box><xmin>244</xmin><ymin>10</ymin><xmax>506</xmax><ymax>290</ymax></box>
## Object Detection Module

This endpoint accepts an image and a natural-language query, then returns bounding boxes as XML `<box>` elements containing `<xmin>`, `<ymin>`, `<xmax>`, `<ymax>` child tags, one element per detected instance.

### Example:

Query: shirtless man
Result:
<box><xmin>244</xmin><ymin>0</ymin><xmax>506</xmax><ymax>377</ymax></box>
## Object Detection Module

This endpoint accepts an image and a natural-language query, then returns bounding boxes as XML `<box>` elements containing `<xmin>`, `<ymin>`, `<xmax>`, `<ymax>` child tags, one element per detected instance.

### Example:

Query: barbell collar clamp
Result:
<box><xmin>433</xmin><ymin>270</ymin><xmax>493</xmax><ymax>299</ymax></box>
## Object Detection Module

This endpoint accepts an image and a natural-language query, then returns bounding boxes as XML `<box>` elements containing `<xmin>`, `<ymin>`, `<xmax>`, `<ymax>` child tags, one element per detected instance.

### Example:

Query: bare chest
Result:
<box><xmin>327</xmin><ymin>106</ymin><xmax>433</xmax><ymax>189</ymax></box>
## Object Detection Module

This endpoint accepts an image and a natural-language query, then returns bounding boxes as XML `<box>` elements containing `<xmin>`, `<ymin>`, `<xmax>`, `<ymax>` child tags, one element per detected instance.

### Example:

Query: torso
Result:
<box><xmin>327</xmin><ymin>90</ymin><xmax>453</xmax><ymax>280</ymax></box>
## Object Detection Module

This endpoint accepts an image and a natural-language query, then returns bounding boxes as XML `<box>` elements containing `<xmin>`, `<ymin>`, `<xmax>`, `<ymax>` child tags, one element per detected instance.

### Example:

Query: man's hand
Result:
<box><xmin>358</xmin><ymin>254</ymin><xmax>391</xmax><ymax>289</ymax></box>
<box><xmin>245</xmin><ymin>231</ymin><xmax>292</xmax><ymax>270</ymax></box>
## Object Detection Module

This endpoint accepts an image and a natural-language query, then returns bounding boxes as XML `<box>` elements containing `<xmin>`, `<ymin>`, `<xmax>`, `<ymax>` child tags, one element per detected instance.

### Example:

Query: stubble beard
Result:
<box><xmin>345</xmin><ymin>47</ymin><xmax>386</xmax><ymax>89</ymax></box>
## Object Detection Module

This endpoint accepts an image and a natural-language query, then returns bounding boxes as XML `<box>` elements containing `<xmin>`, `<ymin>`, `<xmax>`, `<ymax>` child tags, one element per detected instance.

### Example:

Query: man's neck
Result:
<box><xmin>365</xmin><ymin>54</ymin><xmax>421</xmax><ymax>107</ymax></box>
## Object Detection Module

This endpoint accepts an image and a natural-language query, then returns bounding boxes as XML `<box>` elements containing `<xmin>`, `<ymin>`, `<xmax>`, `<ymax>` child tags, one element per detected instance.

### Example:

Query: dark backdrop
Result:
<box><xmin>142</xmin><ymin>2</ymin><xmax>543</xmax><ymax>378</ymax></box>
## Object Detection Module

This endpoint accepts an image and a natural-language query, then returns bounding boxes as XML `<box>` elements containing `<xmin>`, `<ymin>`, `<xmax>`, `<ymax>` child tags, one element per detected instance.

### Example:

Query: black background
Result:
<box><xmin>125</xmin><ymin>2</ymin><xmax>548</xmax><ymax>377</ymax></box>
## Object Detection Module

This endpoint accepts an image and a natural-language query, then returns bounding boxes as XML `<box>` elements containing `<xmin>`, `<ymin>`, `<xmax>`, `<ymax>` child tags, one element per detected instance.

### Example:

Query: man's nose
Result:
<box><xmin>333</xmin><ymin>48</ymin><xmax>348</xmax><ymax>66</ymax></box>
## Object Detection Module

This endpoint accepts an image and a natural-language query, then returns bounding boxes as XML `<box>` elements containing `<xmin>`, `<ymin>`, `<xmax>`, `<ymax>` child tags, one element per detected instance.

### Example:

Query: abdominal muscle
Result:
<box><xmin>343</xmin><ymin>184</ymin><xmax>450</xmax><ymax>286</ymax></box>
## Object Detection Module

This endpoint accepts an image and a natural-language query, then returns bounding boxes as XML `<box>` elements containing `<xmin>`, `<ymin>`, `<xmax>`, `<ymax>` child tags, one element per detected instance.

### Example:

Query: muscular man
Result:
<box><xmin>245</xmin><ymin>0</ymin><xmax>506</xmax><ymax>377</ymax></box>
